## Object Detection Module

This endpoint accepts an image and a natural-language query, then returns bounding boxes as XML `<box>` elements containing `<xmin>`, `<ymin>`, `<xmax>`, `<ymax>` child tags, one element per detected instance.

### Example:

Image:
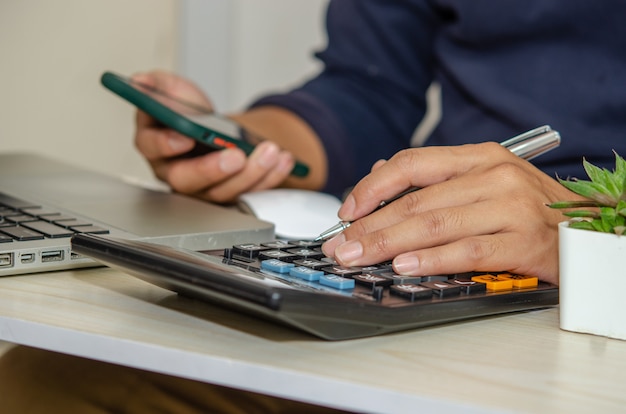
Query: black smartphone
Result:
<box><xmin>100</xmin><ymin>71</ymin><xmax>309</xmax><ymax>177</ymax></box>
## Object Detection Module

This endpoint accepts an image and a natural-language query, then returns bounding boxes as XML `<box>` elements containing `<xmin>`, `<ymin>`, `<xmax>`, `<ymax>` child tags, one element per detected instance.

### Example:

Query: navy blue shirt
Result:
<box><xmin>252</xmin><ymin>0</ymin><xmax>626</xmax><ymax>196</ymax></box>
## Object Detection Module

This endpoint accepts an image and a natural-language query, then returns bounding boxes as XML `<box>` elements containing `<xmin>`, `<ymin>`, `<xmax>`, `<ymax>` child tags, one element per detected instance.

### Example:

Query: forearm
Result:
<box><xmin>229</xmin><ymin>106</ymin><xmax>328</xmax><ymax>191</ymax></box>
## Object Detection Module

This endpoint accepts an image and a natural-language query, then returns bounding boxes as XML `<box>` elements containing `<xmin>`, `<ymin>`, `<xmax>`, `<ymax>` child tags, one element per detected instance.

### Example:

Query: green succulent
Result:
<box><xmin>549</xmin><ymin>151</ymin><xmax>626</xmax><ymax>235</ymax></box>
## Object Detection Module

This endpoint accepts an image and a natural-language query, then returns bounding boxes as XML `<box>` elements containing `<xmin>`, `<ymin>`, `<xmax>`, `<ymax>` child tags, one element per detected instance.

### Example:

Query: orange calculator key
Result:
<box><xmin>497</xmin><ymin>273</ymin><xmax>538</xmax><ymax>289</ymax></box>
<box><xmin>471</xmin><ymin>274</ymin><xmax>513</xmax><ymax>291</ymax></box>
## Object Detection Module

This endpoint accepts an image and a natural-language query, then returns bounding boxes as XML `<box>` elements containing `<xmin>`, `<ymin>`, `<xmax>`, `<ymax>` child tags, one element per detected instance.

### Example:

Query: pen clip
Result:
<box><xmin>500</xmin><ymin>125</ymin><xmax>561</xmax><ymax>161</ymax></box>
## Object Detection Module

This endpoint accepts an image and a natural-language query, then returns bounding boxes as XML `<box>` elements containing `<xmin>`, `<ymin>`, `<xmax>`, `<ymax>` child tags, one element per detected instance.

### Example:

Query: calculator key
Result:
<box><xmin>356</xmin><ymin>264</ymin><xmax>393</xmax><ymax>275</ymax></box>
<box><xmin>471</xmin><ymin>274</ymin><xmax>514</xmax><ymax>291</ymax></box>
<box><xmin>232</xmin><ymin>244</ymin><xmax>270</xmax><ymax>259</ymax></box>
<box><xmin>289</xmin><ymin>266</ymin><xmax>324</xmax><ymax>281</ymax></box>
<box><xmin>379</xmin><ymin>271</ymin><xmax>425</xmax><ymax>285</ymax></box>
<box><xmin>353</xmin><ymin>273</ymin><xmax>393</xmax><ymax>288</ymax></box>
<box><xmin>498</xmin><ymin>273</ymin><xmax>538</xmax><ymax>289</ymax></box>
<box><xmin>259</xmin><ymin>249</ymin><xmax>299</xmax><ymax>262</ymax></box>
<box><xmin>320</xmin><ymin>275</ymin><xmax>355</xmax><ymax>290</ymax></box>
<box><xmin>286</xmin><ymin>248</ymin><xmax>324</xmax><ymax>260</ymax></box>
<box><xmin>261</xmin><ymin>240</ymin><xmax>297</xmax><ymax>249</ymax></box>
<box><xmin>261</xmin><ymin>259</ymin><xmax>294</xmax><ymax>273</ymax></box>
<box><xmin>321</xmin><ymin>256</ymin><xmax>338</xmax><ymax>265</ymax></box>
<box><xmin>390</xmin><ymin>284</ymin><xmax>432</xmax><ymax>301</ymax></box>
<box><xmin>292</xmin><ymin>258</ymin><xmax>328</xmax><ymax>270</ymax></box>
<box><xmin>447</xmin><ymin>278</ymin><xmax>487</xmax><ymax>294</ymax></box>
<box><xmin>420</xmin><ymin>281</ymin><xmax>461</xmax><ymax>298</ymax></box>
<box><xmin>290</xmin><ymin>240</ymin><xmax>322</xmax><ymax>248</ymax></box>
<box><xmin>322</xmin><ymin>265</ymin><xmax>362</xmax><ymax>278</ymax></box>
<box><xmin>420</xmin><ymin>275</ymin><xmax>450</xmax><ymax>282</ymax></box>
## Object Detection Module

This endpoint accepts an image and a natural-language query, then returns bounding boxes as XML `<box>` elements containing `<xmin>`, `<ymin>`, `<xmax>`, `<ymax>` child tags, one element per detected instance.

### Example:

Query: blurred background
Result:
<box><xmin>0</xmin><ymin>0</ymin><xmax>327</xmax><ymax>182</ymax></box>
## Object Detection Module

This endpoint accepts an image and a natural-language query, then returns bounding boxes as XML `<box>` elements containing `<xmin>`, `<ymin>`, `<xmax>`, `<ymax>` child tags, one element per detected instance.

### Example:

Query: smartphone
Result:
<box><xmin>100</xmin><ymin>71</ymin><xmax>309</xmax><ymax>177</ymax></box>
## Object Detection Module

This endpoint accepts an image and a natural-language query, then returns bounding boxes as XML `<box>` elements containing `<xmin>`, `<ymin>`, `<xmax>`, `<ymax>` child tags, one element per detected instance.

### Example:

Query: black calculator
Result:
<box><xmin>71</xmin><ymin>234</ymin><xmax>559</xmax><ymax>340</ymax></box>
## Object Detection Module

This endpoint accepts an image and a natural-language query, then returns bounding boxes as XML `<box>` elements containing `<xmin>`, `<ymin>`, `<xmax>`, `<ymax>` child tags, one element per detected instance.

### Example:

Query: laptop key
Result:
<box><xmin>6</xmin><ymin>214</ymin><xmax>39</xmax><ymax>223</ymax></box>
<box><xmin>20</xmin><ymin>207</ymin><xmax>62</xmax><ymax>217</ymax></box>
<box><xmin>70</xmin><ymin>225</ymin><xmax>110</xmax><ymax>235</ymax></box>
<box><xmin>53</xmin><ymin>219</ymin><xmax>92</xmax><ymax>228</ymax></box>
<box><xmin>21</xmin><ymin>221</ymin><xmax>75</xmax><ymax>238</ymax></box>
<box><xmin>0</xmin><ymin>226</ymin><xmax>45</xmax><ymax>241</ymax></box>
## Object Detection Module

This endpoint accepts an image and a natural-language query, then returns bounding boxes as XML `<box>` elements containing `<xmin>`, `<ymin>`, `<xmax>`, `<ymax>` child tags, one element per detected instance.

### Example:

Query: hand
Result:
<box><xmin>132</xmin><ymin>70</ymin><xmax>297</xmax><ymax>203</ymax></box>
<box><xmin>322</xmin><ymin>142</ymin><xmax>583</xmax><ymax>285</ymax></box>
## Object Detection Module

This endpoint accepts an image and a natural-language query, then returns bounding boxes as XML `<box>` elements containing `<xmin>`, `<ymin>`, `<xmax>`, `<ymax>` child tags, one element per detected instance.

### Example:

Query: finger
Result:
<box><xmin>370</xmin><ymin>159</ymin><xmax>387</xmax><ymax>172</ymax></box>
<box><xmin>326</xmin><ymin>161</ymin><xmax>515</xmax><ymax>253</ymax></box>
<box><xmin>247</xmin><ymin>151</ymin><xmax>295</xmax><ymax>192</ymax></box>
<box><xmin>322</xmin><ymin>175</ymin><xmax>470</xmax><ymax>258</ymax></box>
<box><xmin>391</xmin><ymin>232</ymin><xmax>559</xmax><ymax>284</ymax></box>
<box><xmin>326</xmin><ymin>159</ymin><xmax>557</xmax><ymax>262</ymax></box>
<box><xmin>155</xmin><ymin>147</ymin><xmax>247</xmax><ymax>196</ymax></box>
<box><xmin>338</xmin><ymin>142</ymin><xmax>518</xmax><ymax>221</ymax></box>
<box><xmin>199</xmin><ymin>140</ymin><xmax>286</xmax><ymax>202</ymax></box>
<box><xmin>329</xmin><ymin>155</ymin><xmax>552</xmax><ymax>261</ymax></box>
<box><xmin>134</xmin><ymin>116</ymin><xmax>196</xmax><ymax>160</ymax></box>
<box><xmin>131</xmin><ymin>71</ymin><xmax>213</xmax><ymax>109</ymax></box>
<box><xmin>330</xmin><ymin>199</ymin><xmax>506</xmax><ymax>266</ymax></box>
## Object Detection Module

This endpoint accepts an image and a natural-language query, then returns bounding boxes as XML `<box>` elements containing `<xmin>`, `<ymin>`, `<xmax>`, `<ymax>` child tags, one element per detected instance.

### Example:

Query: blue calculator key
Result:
<box><xmin>289</xmin><ymin>266</ymin><xmax>324</xmax><ymax>281</ymax></box>
<box><xmin>320</xmin><ymin>274</ymin><xmax>355</xmax><ymax>290</ymax></box>
<box><xmin>261</xmin><ymin>259</ymin><xmax>294</xmax><ymax>273</ymax></box>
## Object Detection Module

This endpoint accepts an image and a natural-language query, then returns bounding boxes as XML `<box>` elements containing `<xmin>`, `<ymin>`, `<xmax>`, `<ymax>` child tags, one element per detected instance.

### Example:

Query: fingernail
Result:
<box><xmin>277</xmin><ymin>152</ymin><xmax>295</xmax><ymax>173</ymax></box>
<box><xmin>167</xmin><ymin>134</ymin><xmax>193</xmax><ymax>152</ymax></box>
<box><xmin>219</xmin><ymin>149</ymin><xmax>245</xmax><ymax>174</ymax></box>
<box><xmin>393</xmin><ymin>254</ymin><xmax>420</xmax><ymax>275</ymax></box>
<box><xmin>335</xmin><ymin>240</ymin><xmax>363</xmax><ymax>264</ymax></box>
<box><xmin>256</xmin><ymin>142</ymin><xmax>280</xmax><ymax>168</ymax></box>
<box><xmin>339</xmin><ymin>194</ymin><xmax>356</xmax><ymax>221</ymax></box>
<box><xmin>321</xmin><ymin>233</ymin><xmax>345</xmax><ymax>256</ymax></box>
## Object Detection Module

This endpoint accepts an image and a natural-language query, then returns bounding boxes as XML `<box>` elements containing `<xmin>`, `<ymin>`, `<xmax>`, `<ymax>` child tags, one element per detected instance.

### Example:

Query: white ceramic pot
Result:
<box><xmin>559</xmin><ymin>221</ymin><xmax>626</xmax><ymax>340</ymax></box>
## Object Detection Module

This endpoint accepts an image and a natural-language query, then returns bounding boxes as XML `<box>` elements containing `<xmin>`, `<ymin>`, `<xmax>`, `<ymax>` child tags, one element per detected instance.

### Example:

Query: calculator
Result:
<box><xmin>71</xmin><ymin>234</ymin><xmax>559</xmax><ymax>340</ymax></box>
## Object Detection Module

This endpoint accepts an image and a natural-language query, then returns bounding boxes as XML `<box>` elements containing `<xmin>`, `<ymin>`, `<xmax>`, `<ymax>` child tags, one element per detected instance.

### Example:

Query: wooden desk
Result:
<box><xmin>0</xmin><ymin>268</ymin><xmax>624</xmax><ymax>413</ymax></box>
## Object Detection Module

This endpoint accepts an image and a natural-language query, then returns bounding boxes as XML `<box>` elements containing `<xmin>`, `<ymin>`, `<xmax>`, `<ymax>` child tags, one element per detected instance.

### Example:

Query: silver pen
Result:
<box><xmin>313</xmin><ymin>125</ymin><xmax>561</xmax><ymax>242</ymax></box>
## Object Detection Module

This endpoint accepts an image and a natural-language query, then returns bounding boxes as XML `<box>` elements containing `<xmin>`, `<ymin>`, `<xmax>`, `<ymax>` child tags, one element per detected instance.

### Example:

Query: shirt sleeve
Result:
<box><xmin>250</xmin><ymin>0</ymin><xmax>439</xmax><ymax>197</ymax></box>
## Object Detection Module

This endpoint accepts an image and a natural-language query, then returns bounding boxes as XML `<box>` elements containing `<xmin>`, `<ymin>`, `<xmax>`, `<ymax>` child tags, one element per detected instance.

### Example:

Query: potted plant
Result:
<box><xmin>549</xmin><ymin>151</ymin><xmax>626</xmax><ymax>340</ymax></box>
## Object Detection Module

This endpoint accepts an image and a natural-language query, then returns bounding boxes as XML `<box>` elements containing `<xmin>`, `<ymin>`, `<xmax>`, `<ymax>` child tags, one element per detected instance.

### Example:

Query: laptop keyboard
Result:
<box><xmin>216</xmin><ymin>239</ymin><xmax>551</xmax><ymax>304</ymax></box>
<box><xmin>0</xmin><ymin>192</ymin><xmax>110</xmax><ymax>243</ymax></box>
<box><xmin>1</xmin><ymin>192</ymin><xmax>113</xmax><ymax>274</ymax></box>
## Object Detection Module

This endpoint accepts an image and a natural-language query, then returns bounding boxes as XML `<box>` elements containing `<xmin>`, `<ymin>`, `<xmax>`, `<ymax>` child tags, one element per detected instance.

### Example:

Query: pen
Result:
<box><xmin>313</xmin><ymin>125</ymin><xmax>561</xmax><ymax>242</ymax></box>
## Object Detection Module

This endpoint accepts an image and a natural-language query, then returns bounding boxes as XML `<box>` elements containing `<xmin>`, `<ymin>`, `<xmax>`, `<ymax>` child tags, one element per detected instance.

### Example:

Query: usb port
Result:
<box><xmin>0</xmin><ymin>253</ymin><xmax>14</xmax><ymax>268</ymax></box>
<box><xmin>41</xmin><ymin>250</ymin><xmax>64</xmax><ymax>263</ymax></box>
<box><xmin>20</xmin><ymin>253</ymin><xmax>35</xmax><ymax>264</ymax></box>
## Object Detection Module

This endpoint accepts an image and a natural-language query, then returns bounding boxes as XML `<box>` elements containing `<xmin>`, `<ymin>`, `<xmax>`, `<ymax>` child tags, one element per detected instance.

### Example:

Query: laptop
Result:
<box><xmin>0</xmin><ymin>152</ymin><xmax>273</xmax><ymax>276</ymax></box>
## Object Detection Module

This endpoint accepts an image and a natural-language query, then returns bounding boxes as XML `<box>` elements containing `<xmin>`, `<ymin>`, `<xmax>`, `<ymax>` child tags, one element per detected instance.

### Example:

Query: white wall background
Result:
<box><xmin>179</xmin><ymin>0</ymin><xmax>327</xmax><ymax>112</ymax></box>
<box><xmin>0</xmin><ymin>0</ymin><xmax>328</xmax><ymax>181</ymax></box>
<box><xmin>0</xmin><ymin>0</ymin><xmax>178</xmax><ymax>181</ymax></box>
